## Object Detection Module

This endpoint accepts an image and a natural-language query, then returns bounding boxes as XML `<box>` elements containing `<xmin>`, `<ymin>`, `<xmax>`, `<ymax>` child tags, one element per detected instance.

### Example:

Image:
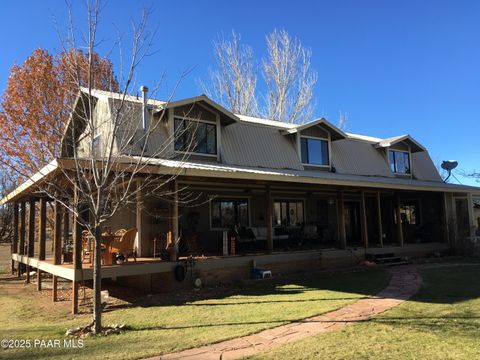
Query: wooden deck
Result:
<box><xmin>12</xmin><ymin>242</ymin><xmax>448</xmax><ymax>282</ymax></box>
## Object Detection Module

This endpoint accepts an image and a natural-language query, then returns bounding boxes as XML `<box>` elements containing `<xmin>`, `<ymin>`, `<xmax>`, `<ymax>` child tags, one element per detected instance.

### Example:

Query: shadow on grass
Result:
<box><xmin>99</xmin><ymin>268</ymin><xmax>390</xmax><ymax>311</ymax></box>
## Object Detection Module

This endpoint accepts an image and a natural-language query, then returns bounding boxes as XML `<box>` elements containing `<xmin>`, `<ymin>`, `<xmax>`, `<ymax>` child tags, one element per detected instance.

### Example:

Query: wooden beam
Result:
<box><xmin>169</xmin><ymin>180</ymin><xmax>178</xmax><ymax>261</ymax></box>
<box><xmin>441</xmin><ymin>192</ymin><xmax>450</xmax><ymax>244</ymax></box>
<box><xmin>135</xmin><ymin>179</ymin><xmax>142</xmax><ymax>257</ymax></box>
<box><xmin>71</xmin><ymin>201</ymin><xmax>83</xmax><ymax>315</ymax></box>
<box><xmin>395</xmin><ymin>192</ymin><xmax>404</xmax><ymax>246</ymax></box>
<box><xmin>26</xmin><ymin>199</ymin><xmax>35</xmax><ymax>283</ymax></box>
<box><xmin>38</xmin><ymin>198</ymin><xmax>46</xmax><ymax>260</ymax></box>
<box><xmin>360</xmin><ymin>190</ymin><xmax>368</xmax><ymax>248</ymax></box>
<box><xmin>12</xmin><ymin>203</ymin><xmax>19</xmax><ymax>275</ymax></box>
<box><xmin>18</xmin><ymin>202</ymin><xmax>26</xmax><ymax>277</ymax></box>
<box><xmin>36</xmin><ymin>198</ymin><xmax>47</xmax><ymax>291</ymax></box>
<box><xmin>376</xmin><ymin>192</ymin><xmax>383</xmax><ymax>247</ymax></box>
<box><xmin>52</xmin><ymin>276</ymin><xmax>58</xmax><ymax>302</ymax></box>
<box><xmin>53</xmin><ymin>201</ymin><xmax>63</xmax><ymax>265</ymax></box>
<box><xmin>337</xmin><ymin>188</ymin><xmax>347</xmax><ymax>249</ymax></box>
<box><xmin>266</xmin><ymin>184</ymin><xmax>273</xmax><ymax>254</ymax></box>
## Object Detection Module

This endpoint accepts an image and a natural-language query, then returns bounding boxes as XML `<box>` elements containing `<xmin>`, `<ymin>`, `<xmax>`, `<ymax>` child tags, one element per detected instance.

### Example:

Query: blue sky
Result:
<box><xmin>1</xmin><ymin>0</ymin><xmax>479</xmax><ymax>185</ymax></box>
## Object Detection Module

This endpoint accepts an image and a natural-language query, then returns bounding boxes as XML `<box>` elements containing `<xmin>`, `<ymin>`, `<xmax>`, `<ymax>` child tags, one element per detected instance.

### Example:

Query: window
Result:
<box><xmin>174</xmin><ymin>118</ymin><xmax>216</xmax><ymax>155</ymax></box>
<box><xmin>92</xmin><ymin>134</ymin><xmax>101</xmax><ymax>156</ymax></box>
<box><xmin>301</xmin><ymin>137</ymin><xmax>329</xmax><ymax>166</ymax></box>
<box><xmin>211</xmin><ymin>199</ymin><xmax>249</xmax><ymax>228</ymax></box>
<box><xmin>389</xmin><ymin>150</ymin><xmax>410</xmax><ymax>174</ymax></box>
<box><xmin>394</xmin><ymin>201</ymin><xmax>419</xmax><ymax>225</ymax></box>
<box><xmin>273</xmin><ymin>200</ymin><xmax>304</xmax><ymax>226</ymax></box>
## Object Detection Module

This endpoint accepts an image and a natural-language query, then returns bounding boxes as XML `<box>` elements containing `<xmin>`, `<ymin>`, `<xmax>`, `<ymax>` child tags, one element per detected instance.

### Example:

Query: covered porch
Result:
<box><xmin>7</xmin><ymin>172</ymin><xmax>469</xmax><ymax>314</ymax></box>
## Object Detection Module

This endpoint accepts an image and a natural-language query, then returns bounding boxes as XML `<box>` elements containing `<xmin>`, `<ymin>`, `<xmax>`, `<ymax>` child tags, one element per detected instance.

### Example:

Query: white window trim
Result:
<box><xmin>389</xmin><ymin>147</ymin><xmax>412</xmax><ymax>177</ymax></box>
<box><xmin>300</xmin><ymin>134</ymin><xmax>332</xmax><ymax>168</ymax></box>
<box><xmin>209</xmin><ymin>196</ymin><xmax>251</xmax><ymax>231</ymax></box>
<box><xmin>173</xmin><ymin>115</ymin><xmax>218</xmax><ymax>157</ymax></box>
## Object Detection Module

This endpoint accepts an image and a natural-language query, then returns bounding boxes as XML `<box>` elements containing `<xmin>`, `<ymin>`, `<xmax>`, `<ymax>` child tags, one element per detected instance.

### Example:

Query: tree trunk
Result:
<box><xmin>93</xmin><ymin>225</ymin><xmax>102</xmax><ymax>333</ymax></box>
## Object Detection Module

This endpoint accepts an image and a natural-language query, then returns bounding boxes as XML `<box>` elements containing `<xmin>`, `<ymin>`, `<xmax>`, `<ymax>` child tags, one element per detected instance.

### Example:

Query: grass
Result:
<box><xmin>248</xmin><ymin>264</ymin><xmax>480</xmax><ymax>360</ymax></box>
<box><xmin>0</xmin><ymin>261</ymin><xmax>389</xmax><ymax>360</ymax></box>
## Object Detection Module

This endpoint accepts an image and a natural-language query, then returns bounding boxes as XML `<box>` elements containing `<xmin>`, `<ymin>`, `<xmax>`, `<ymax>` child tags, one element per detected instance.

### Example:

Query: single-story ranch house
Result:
<box><xmin>3</xmin><ymin>87</ymin><xmax>480</xmax><ymax>313</ymax></box>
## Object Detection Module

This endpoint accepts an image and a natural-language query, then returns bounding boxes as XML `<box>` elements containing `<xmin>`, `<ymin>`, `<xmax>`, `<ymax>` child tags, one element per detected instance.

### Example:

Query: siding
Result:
<box><xmin>331</xmin><ymin>139</ymin><xmax>394</xmax><ymax>177</ymax></box>
<box><xmin>221</xmin><ymin>123</ymin><xmax>303</xmax><ymax>170</ymax></box>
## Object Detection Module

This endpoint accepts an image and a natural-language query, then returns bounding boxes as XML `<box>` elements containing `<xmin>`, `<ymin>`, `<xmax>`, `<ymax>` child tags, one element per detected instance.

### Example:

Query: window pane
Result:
<box><xmin>307</xmin><ymin>139</ymin><xmax>322</xmax><ymax>165</ymax></box>
<box><xmin>174</xmin><ymin>118</ymin><xmax>217</xmax><ymax>155</ymax></box>
<box><xmin>389</xmin><ymin>151</ymin><xmax>396</xmax><ymax>172</ymax></box>
<box><xmin>296</xmin><ymin>202</ymin><xmax>304</xmax><ymax>225</ymax></box>
<box><xmin>396</xmin><ymin>152</ymin><xmax>406</xmax><ymax>173</ymax></box>
<box><xmin>301</xmin><ymin>138</ymin><xmax>308</xmax><ymax>163</ymax></box>
<box><xmin>302</xmin><ymin>138</ymin><xmax>329</xmax><ymax>165</ymax></box>
<box><xmin>403</xmin><ymin>152</ymin><xmax>411</xmax><ymax>174</ymax></box>
<box><xmin>288</xmin><ymin>202</ymin><xmax>297</xmax><ymax>226</ymax></box>
<box><xmin>321</xmin><ymin>140</ymin><xmax>329</xmax><ymax>165</ymax></box>
<box><xmin>206</xmin><ymin>124</ymin><xmax>216</xmax><ymax>154</ymax></box>
<box><xmin>221</xmin><ymin>201</ymin><xmax>235</xmax><ymax>228</ymax></box>
<box><xmin>211</xmin><ymin>202</ymin><xmax>221</xmax><ymax>228</ymax></box>
<box><xmin>274</xmin><ymin>202</ymin><xmax>281</xmax><ymax>226</ymax></box>
<box><xmin>281</xmin><ymin>202</ymin><xmax>287</xmax><ymax>226</ymax></box>
<box><xmin>196</xmin><ymin>123</ymin><xmax>207</xmax><ymax>153</ymax></box>
<box><xmin>174</xmin><ymin>119</ymin><xmax>184</xmax><ymax>151</ymax></box>
<box><xmin>237</xmin><ymin>201</ymin><xmax>248</xmax><ymax>226</ymax></box>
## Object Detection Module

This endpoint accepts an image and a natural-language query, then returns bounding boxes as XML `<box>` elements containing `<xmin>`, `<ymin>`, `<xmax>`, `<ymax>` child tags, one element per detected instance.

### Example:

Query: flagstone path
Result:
<box><xmin>150</xmin><ymin>265</ymin><xmax>421</xmax><ymax>360</ymax></box>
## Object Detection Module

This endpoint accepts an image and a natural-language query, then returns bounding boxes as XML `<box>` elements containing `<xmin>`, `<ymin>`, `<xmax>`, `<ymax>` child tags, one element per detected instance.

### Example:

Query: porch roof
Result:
<box><xmin>2</xmin><ymin>156</ymin><xmax>480</xmax><ymax>205</ymax></box>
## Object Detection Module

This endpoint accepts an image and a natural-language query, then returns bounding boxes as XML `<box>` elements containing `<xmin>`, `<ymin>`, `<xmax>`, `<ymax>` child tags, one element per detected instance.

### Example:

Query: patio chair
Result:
<box><xmin>110</xmin><ymin>228</ymin><xmax>137</xmax><ymax>262</ymax></box>
<box><xmin>81</xmin><ymin>230</ymin><xmax>94</xmax><ymax>264</ymax></box>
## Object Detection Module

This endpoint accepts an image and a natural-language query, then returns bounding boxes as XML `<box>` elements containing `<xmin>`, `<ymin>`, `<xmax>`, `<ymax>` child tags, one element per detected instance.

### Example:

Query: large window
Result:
<box><xmin>301</xmin><ymin>137</ymin><xmax>329</xmax><ymax>166</ymax></box>
<box><xmin>211</xmin><ymin>199</ymin><xmax>249</xmax><ymax>229</ymax></box>
<box><xmin>389</xmin><ymin>150</ymin><xmax>410</xmax><ymax>174</ymax></box>
<box><xmin>274</xmin><ymin>200</ymin><xmax>304</xmax><ymax>227</ymax></box>
<box><xmin>174</xmin><ymin>118</ymin><xmax>216</xmax><ymax>155</ymax></box>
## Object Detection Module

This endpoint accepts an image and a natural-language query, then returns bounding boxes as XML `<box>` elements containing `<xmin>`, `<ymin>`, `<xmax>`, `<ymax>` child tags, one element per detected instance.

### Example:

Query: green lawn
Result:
<box><xmin>249</xmin><ymin>264</ymin><xmax>480</xmax><ymax>360</ymax></box>
<box><xmin>0</xmin><ymin>268</ymin><xmax>389</xmax><ymax>359</ymax></box>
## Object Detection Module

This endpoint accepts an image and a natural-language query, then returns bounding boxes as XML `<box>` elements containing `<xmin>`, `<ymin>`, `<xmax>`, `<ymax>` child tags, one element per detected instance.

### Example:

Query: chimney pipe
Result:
<box><xmin>140</xmin><ymin>85</ymin><xmax>149</xmax><ymax>130</ymax></box>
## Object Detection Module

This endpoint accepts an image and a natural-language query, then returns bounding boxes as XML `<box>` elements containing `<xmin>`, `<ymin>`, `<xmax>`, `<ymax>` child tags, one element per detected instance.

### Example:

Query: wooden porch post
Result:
<box><xmin>18</xmin><ymin>201</ymin><xmax>26</xmax><ymax>277</ymax></box>
<box><xmin>72</xmin><ymin>200</ymin><xmax>83</xmax><ymax>315</ymax></box>
<box><xmin>37</xmin><ymin>198</ymin><xmax>47</xmax><ymax>291</ymax></box>
<box><xmin>360</xmin><ymin>190</ymin><xmax>368</xmax><ymax>248</ymax></box>
<box><xmin>266</xmin><ymin>184</ymin><xmax>273</xmax><ymax>254</ymax></box>
<box><xmin>441</xmin><ymin>192</ymin><xmax>450</xmax><ymax>244</ymax></box>
<box><xmin>26</xmin><ymin>198</ymin><xmax>36</xmax><ymax>283</ymax></box>
<box><xmin>11</xmin><ymin>203</ymin><xmax>19</xmax><ymax>275</ymax></box>
<box><xmin>337</xmin><ymin>188</ymin><xmax>346</xmax><ymax>249</ymax></box>
<box><xmin>168</xmin><ymin>180</ymin><xmax>178</xmax><ymax>261</ymax></box>
<box><xmin>135</xmin><ymin>178</ymin><xmax>143</xmax><ymax>257</ymax></box>
<box><xmin>376</xmin><ymin>191</ymin><xmax>383</xmax><ymax>247</ymax></box>
<box><xmin>395</xmin><ymin>192</ymin><xmax>404</xmax><ymax>246</ymax></box>
<box><xmin>52</xmin><ymin>200</ymin><xmax>63</xmax><ymax>302</ymax></box>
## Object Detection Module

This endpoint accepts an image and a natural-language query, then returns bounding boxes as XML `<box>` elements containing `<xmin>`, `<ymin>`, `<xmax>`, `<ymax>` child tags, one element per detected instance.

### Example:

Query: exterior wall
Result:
<box><xmin>114</xmin><ymin>242</ymin><xmax>448</xmax><ymax>293</ymax></box>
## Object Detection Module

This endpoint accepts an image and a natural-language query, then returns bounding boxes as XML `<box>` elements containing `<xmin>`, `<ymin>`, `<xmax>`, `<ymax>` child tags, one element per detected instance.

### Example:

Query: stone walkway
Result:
<box><xmin>152</xmin><ymin>265</ymin><xmax>422</xmax><ymax>360</ymax></box>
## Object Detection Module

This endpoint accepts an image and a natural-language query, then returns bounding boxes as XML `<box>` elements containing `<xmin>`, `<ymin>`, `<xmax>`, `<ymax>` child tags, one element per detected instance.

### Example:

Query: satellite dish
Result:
<box><xmin>441</xmin><ymin>160</ymin><xmax>458</xmax><ymax>171</ymax></box>
<box><xmin>441</xmin><ymin>160</ymin><xmax>458</xmax><ymax>182</ymax></box>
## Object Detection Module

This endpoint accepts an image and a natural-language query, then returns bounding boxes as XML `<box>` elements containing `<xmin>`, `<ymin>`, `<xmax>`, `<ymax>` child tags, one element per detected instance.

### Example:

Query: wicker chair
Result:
<box><xmin>81</xmin><ymin>230</ymin><xmax>94</xmax><ymax>264</ymax></box>
<box><xmin>110</xmin><ymin>228</ymin><xmax>137</xmax><ymax>262</ymax></box>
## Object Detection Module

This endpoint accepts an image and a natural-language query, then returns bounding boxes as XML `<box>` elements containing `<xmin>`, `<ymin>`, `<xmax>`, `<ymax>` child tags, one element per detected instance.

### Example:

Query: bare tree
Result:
<box><xmin>338</xmin><ymin>111</ymin><xmax>349</xmax><ymax>131</ymax></box>
<box><xmin>201</xmin><ymin>31</ymin><xmax>258</xmax><ymax>116</ymax></box>
<box><xmin>262</xmin><ymin>29</ymin><xmax>317</xmax><ymax>124</ymax></box>
<box><xmin>2</xmin><ymin>0</ymin><xmax>200</xmax><ymax>334</ymax></box>
<box><xmin>0</xmin><ymin>174</ymin><xmax>14</xmax><ymax>244</ymax></box>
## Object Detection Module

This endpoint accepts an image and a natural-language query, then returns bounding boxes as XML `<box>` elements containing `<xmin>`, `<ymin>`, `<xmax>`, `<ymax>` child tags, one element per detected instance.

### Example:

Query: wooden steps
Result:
<box><xmin>366</xmin><ymin>253</ymin><xmax>410</xmax><ymax>267</ymax></box>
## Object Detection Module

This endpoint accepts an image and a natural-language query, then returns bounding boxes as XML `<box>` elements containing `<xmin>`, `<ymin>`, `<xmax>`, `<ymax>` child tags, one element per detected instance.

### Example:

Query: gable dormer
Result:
<box><xmin>282</xmin><ymin>118</ymin><xmax>347</xmax><ymax>170</ymax></box>
<box><xmin>375</xmin><ymin>135</ymin><xmax>426</xmax><ymax>177</ymax></box>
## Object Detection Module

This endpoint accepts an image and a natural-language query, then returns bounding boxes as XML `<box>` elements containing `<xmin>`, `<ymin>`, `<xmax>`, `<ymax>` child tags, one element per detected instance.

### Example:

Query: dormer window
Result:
<box><xmin>301</xmin><ymin>137</ymin><xmax>329</xmax><ymax>166</ymax></box>
<box><xmin>389</xmin><ymin>150</ymin><xmax>411</xmax><ymax>174</ymax></box>
<box><xmin>174</xmin><ymin>117</ymin><xmax>217</xmax><ymax>155</ymax></box>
